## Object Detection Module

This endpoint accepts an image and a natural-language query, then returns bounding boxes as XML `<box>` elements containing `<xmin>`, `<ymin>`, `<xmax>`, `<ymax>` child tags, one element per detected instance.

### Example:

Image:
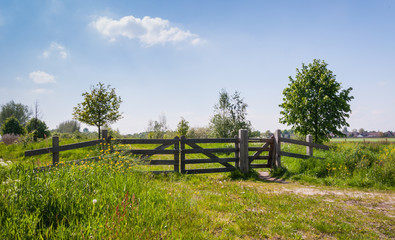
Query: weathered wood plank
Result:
<box><xmin>148</xmin><ymin>160</ymin><xmax>176</xmax><ymax>165</ymax></box>
<box><xmin>184</xmin><ymin>167</ymin><xmax>236</xmax><ymax>174</ymax></box>
<box><xmin>248</xmin><ymin>138</ymin><xmax>273</xmax><ymax>143</ymax></box>
<box><xmin>174</xmin><ymin>136</ymin><xmax>179</xmax><ymax>173</ymax></box>
<box><xmin>25</xmin><ymin>147</ymin><xmax>53</xmax><ymax>157</ymax></box>
<box><xmin>25</xmin><ymin>140</ymin><xmax>101</xmax><ymax>157</ymax></box>
<box><xmin>184</xmin><ymin>158</ymin><xmax>237</xmax><ymax>164</ymax></box>
<box><xmin>182</xmin><ymin>148</ymin><xmax>237</xmax><ymax>154</ymax></box>
<box><xmin>183</xmin><ymin>138</ymin><xmax>237</xmax><ymax>144</ymax></box>
<box><xmin>180</xmin><ymin>136</ymin><xmax>186</xmax><ymax>174</ymax></box>
<box><xmin>57</xmin><ymin>140</ymin><xmax>101</xmax><ymax>152</ymax></box>
<box><xmin>116</xmin><ymin>139</ymin><xmax>177</xmax><ymax>144</ymax></box>
<box><xmin>279</xmin><ymin>137</ymin><xmax>329</xmax><ymax>150</ymax></box>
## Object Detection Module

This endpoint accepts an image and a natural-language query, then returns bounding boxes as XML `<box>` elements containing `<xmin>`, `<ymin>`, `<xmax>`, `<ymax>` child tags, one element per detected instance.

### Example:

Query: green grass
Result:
<box><xmin>1</xmin><ymin>138</ymin><xmax>394</xmax><ymax>238</ymax></box>
<box><xmin>331</xmin><ymin>137</ymin><xmax>395</xmax><ymax>143</ymax></box>
<box><xmin>273</xmin><ymin>142</ymin><xmax>395</xmax><ymax>190</ymax></box>
<box><xmin>1</xmin><ymin>162</ymin><xmax>393</xmax><ymax>239</ymax></box>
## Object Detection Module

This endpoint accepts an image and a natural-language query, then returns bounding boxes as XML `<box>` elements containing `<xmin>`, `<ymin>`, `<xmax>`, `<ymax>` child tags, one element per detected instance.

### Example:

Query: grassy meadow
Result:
<box><xmin>0</xmin><ymin>136</ymin><xmax>394</xmax><ymax>239</ymax></box>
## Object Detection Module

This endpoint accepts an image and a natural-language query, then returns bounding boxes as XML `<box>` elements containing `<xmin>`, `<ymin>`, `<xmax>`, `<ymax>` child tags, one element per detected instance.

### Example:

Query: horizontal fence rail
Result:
<box><xmin>24</xmin><ymin>129</ymin><xmax>329</xmax><ymax>174</ymax></box>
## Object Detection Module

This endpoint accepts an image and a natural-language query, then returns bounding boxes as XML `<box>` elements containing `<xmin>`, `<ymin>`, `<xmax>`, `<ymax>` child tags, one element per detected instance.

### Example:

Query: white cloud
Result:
<box><xmin>41</xmin><ymin>42</ymin><xmax>68</xmax><ymax>59</ymax></box>
<box><xmin>29</xmin><ymin>71</ymin><xmax>56</xmax><ymax>84</ymax></box>
<box><xmin>31</xmin><ymin>88</ymin><xmax>54</xmax><ymax>94</ymax></box>
<box><xmin>91</xmin><ymin>15</ymin><xmax>202</xmax><ymax>46</ymax></box>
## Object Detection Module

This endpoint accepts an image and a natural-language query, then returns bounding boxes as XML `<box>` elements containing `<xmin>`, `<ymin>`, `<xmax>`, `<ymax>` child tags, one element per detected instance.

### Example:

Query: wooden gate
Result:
<box><xmin>248</xmin><ymin>137</ymin><xmax>274</xmax><ymax>169</ymax></box>
<box><xmin>180</xmin><ymin>136</ymin><xmax>239</xmax><ymax>174</ymax></box>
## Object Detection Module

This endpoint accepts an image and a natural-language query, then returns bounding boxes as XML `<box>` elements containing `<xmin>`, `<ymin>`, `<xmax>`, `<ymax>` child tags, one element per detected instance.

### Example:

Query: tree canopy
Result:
<box><xmin>279</xmin><ymin>59</ymin><xmax>353</xmax><ymax>143</ymax></box>
<box><xmin>26</xmin><ymin>118</ymin><xmax>50</xmax><ymax>140</ymax></box>
<box><xmin>1</xmin><ymin>116</ymin><xmax>25</xmax><ymax>135</ymax></box>
<box><xmin>73</xmin><ymin>82</ymin><xmax>122</xmax><ymax>139</ymax></box>
<box><xmin>56</xmin><ymin>120</ymin><xmax>81</xmax><ymax>133</ymax></box>
<box><xmin>176</xmin><ymin>117</ymin><xmax>189</xmax><ymax>137</ymax></box>
<box><xmin>210</xmin><ymin>89</ymin><xmax>251</xmax><ymax>138</ymax></box>
<box><xmin>0</xmin><ymin>100</ymin><xmax>31</xmax><ymax>126</ymax></box>
<box><xmin>147</xmin><ymin>113</ymin><xmax>168</xmax><ymax>139</ymax></box>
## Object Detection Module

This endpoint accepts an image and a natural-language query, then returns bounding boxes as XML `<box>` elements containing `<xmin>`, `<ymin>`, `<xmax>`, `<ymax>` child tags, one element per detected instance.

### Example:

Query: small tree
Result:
<box><xmin>0</xmin><ymin>100</ymin><xmax>31</xmax><ymax>126</ymax></box>
<box><xmin>210</xmin><ymin>89</ymin><xmax>251</xmax><ymax>138</ymax></box>
<box><xmin>1</xmin><ymin>116</ymin><xmax>25</xmax><ymax>135</ymax></box>
<box><xmin>147</xmin><ymin>113</ymin><xmax>168</xmax><ymax>139</ymax></box>
<box><xmin>176</xmin><ymin>117</ymin><xmax>189</xmax><ymax>137</ymax></box>
<box><xmin>73</xmin><ymin>82</ymin><xmax>122</xmax><ymax>139</ymax></box>
<box><xmin>279</xmin><ymin>59</ymin><xmax>353</xmax><ymax>143</ymax></box>
<box><xmin>56</xmin><ymin>120</ymin><xmax>81</xmax><ymax>133</ymax></box>
<box><xmin>26</xmin><ymin>118</ymin><xmax>50</xmax><ymax>140</ymax></box>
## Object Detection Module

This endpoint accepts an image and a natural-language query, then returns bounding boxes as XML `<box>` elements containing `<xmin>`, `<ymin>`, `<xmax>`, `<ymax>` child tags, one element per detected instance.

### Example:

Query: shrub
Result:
<box><xmin>26</xmin><ymin>118</ymin><xmax>50</xmax><ymax>141</ymax></box>
<box><xmin>1</xmin><ymin>134</ymin><xmax>19</xmax><ymax>145</ymax></box>
<box><xmin>0</xmin><ymin>116</ymin><xmax>25</xmax><ymax>135</ymax></box>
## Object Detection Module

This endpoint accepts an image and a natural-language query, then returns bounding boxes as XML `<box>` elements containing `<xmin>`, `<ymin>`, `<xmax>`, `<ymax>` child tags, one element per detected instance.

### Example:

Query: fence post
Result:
<box><xmin>234</xmin><ymin>135</ymin><xmax>239</xmax><ymax>169</ymax></box>
<box><xmin>102</xmin><ymin>130</ymin><xmax>108</xmax><ymax>153</ymax></box>
<box><xmin>180</xmin><ymin>136</ymin><xmax>186</xmax><ymax>174</ymax></box>
<box><xmin>238</xmin><ymin>129</ymin><xmax>249</xmax><ymax>174</ymax></box>
<box><xmin>174</xmin><ymin>136</ymin><xmax>179</xmax><ymax>173</ymax></box>
<box><xmin>52</xmin><ymin>136</ymin><xmax>59</xmax><ymax>165</ymax></box>
<box><xmin>274</xmin><ymin>129</ymin><xmax>281</xmax><ymax>168</ymax></box>
<box><xmin>306</xmin><ymin>134</ymin><xmax>313</xmax><ymax>157</ymax></box>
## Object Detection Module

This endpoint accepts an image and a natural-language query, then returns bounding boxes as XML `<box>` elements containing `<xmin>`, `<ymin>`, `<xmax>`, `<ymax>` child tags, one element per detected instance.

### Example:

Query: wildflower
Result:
<box><xmin>93</xmin><ymin>199</ymin><xmax>97</xmax><ymax>204</ymax></box>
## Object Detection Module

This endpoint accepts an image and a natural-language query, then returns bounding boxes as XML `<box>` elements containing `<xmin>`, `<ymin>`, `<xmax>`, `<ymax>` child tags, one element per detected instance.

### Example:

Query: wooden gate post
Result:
<box><xmin>274</xmin><ymin>129</ymin><xmax>281</xmax><ymax>168</ymax></box>
<box><xmin>306</xmin><ymin>134</ymin><xmax>313</xmax><ymax>157</ymax></box>
<box><xmin>238</xmin><ymin>129</ymin><xmax>249</xmax><ymax>174</ymax></box>
<box><xmin>174</xmin><ymin>136</ymin><xmax>179</xmax><ymax>173</ymax></box>
<box><xmin>52</xmin><ymin>136</ymin><xmax>59</xmax><ymax>165</ymax></box>
<box><xmin>102</xmin><ymin>129</ymin><xmax>108</xmax><ymax>153</ymax></box>
<box><xmin>180</xmin><ymin>136</ymin><xmax>186</xmax><ymax>174</ymax></box>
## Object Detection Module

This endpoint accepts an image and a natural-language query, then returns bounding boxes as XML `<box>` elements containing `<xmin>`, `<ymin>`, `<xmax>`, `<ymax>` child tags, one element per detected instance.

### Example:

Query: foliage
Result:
<box><xmin>147</xmin><ymin>113</ymin><xmax>168</xmax><ymax>139</ymax></box>
<box><xmin>272</xmin><ymin>142</ymin><xmax>395</xmax><ymax>189</ymax></box>
<box><xmin>26</xmin><ymin>118</ymin><xmax>50</xmax><ymax>141</ymax></box>
<box><xmin>1</xmin><ymin>134</ymin><xmax>19</xmax><ymax>145</ymax></box>
<box><xmin>0</xmin><ymin>116</ymin><xmax>25</xmax><ymax>136</ymax></box>
<box><xmin>176</xmin><ymin>117</ymin><xmax>189</xmax><ymax>137</ymax></box>
<box><xmin>0</xmin><ymin>159</ymin><xmax>393</xmax><ymax>239</ymax></box>
<box><xmin>73</xmin><ymin>82</ymin><xmax>122</xmax><ymax>139</ymax></box>
<box><xmin>187</xmin><ymin>127</ymin><xmax>211</xmax><ymax>138</ymax></box>
<box><xmin>0</xmin><ymin>100</ymin><xmax>31</xmax><ymax>126</ymax></box>
<box><xmin>210</xmin><ymin>89</ymin><xmax>251</xmax><ymax>138</ymax></box>
<box><xmin>279</xmin><ymin>59</ymin><xmax>353</xmax><ymax>144</ymax></box>
<box><xmin>56</xmin><ymin>120</ymin><xmax>81</xmax><ymax>133</ymax></box>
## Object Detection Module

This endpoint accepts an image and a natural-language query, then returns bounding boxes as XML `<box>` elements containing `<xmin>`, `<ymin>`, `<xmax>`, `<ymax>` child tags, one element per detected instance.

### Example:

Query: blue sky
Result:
<box><xmin>0</xmin><ymin>0</ymin><xmax>394</xmax><ymax>134</ymax></box>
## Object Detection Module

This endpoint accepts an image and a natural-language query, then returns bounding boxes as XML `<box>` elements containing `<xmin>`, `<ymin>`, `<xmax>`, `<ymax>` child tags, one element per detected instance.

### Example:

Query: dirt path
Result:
<box><xmin>256</xmin><ymin>171</ymin><xmax>395</xmax><ymax>219</ymax></box>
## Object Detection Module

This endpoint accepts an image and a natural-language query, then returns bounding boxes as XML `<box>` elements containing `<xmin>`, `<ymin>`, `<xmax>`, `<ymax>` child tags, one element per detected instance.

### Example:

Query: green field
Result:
<box><xmin>330</xmin><ymin>137</ymin><xmax>395</xmax><ymax>143</ymax></box>
<box><xmin>0</xmin><ymin>138</ymin><xmax>394</xmax><ymax>239</ymax></box>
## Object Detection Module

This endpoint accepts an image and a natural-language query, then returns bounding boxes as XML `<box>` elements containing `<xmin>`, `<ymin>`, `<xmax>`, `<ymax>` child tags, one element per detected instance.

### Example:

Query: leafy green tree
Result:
<box><xmin>279</xmin><ymin>59</ymin><xmax>353</xmax><ymax>143</ymax></box>
<box><xmin>0</xmin><ymin>100</ymin><xmax>31</xmax><ymax>126</ymax></box>
<box><xmin>1</xmin><ymin>116</ymin><xmax>25</xmax><ymax>135</ymax></box>
<box><xmin>56</xmin><ymin>120</ymin><xmax>81</xmax><ymax>133</ymax></box>
<box><xmin>26</xmin><ymin>118</ymin><xmax>50</xmax><ymax>140</ymax></box>
<box><xmin>73</xmin><ymin>82</ymin><xmax>122</xmax><ymax>139</ymax></box>
<box><xmin>176</xmin><ymin>117</ymin><xmax>189</xmax><ymax>137</ymax></box>
<box><xmin>210</xmin><ymin>89</ymin><xmax>251</xmax><ymax>138</ymax></box>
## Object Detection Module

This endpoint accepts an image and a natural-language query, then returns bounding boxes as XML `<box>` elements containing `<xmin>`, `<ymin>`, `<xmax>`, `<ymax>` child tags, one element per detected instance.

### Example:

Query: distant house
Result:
<box><xmin>357</xmin><ymin>134</ymin><xmax>364</xmax><ymax>138</ymax></box>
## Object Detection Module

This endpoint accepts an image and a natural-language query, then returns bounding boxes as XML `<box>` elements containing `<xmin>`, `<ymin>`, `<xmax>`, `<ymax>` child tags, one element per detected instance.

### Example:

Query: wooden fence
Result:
<box><xmin>25</xmin><ymin>129</ymin><xmax>329</xmax><ymax>174</ymax></box>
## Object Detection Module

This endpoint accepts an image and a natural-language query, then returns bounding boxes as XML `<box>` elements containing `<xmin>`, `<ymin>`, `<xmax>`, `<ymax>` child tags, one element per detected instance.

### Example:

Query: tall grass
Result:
<box><xmin>272</xmin><ymin>142</ymin><xmax>395</xmax><ymax>189</ymax></box>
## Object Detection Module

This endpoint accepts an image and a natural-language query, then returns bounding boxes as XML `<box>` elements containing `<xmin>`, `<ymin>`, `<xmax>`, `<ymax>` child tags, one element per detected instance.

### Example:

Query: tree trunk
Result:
<box><xmin>98</xmin><ymin>125</ymin><xmax>101</xmax><ymax>140</ymax></box>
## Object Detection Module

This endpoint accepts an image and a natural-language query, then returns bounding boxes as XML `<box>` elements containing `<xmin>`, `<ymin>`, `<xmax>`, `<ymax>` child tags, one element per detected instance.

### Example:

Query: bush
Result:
<box><xmin>1</xmin><ymin>134</ymin><xmax>19</xmax><ymax>145</ymax></box>
<box><xmin>26</xmin><ymin>118</ymin><xmax>50</xmax><ymax>141</ymax></box>
<box><xmin>0</xmin><ymin>116</ymin><xmax>25</xmax><ymax>135</ymax></box>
